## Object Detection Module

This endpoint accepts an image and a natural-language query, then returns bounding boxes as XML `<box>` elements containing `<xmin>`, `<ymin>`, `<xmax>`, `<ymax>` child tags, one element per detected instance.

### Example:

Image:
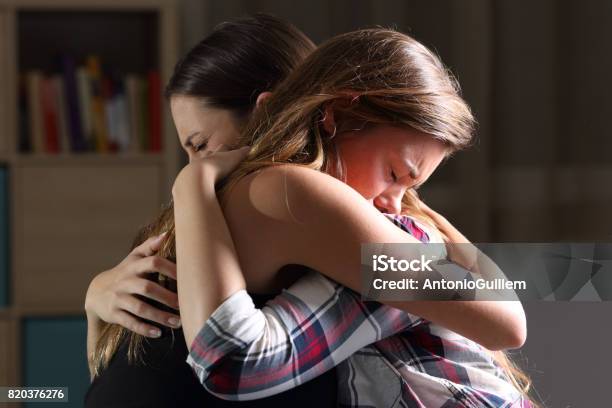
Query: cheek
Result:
<box><xmin>340</xmin><ymin>146</ymin><xmax>388</xmax><ymax>198</ymax></box>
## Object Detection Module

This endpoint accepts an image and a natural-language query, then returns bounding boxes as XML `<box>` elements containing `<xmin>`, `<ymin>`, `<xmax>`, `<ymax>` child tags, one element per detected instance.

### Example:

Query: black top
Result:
<box><xmin>84</xmin><ymin>293</ymin><xmax>337</xmax><ymax>408</ymax></box>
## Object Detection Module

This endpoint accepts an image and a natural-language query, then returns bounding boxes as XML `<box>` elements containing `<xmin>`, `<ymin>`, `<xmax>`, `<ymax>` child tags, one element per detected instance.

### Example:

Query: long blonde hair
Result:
<box><xmin>218</xmin><ymin>28</ymin><xmax>536</xmax><ymax>404</ymax></box>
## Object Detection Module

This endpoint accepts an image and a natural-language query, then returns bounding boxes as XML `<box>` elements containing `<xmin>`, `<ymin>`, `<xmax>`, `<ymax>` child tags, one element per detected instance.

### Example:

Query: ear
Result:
<box><xmin>255</xmin><ymin>91</ymin><xmax>273</xmax><ymax>109</ymax></box>
<box><xmin>321</xmin><ymin>103</ymin><xmax>336</xmax><ymax>135</ymax></box>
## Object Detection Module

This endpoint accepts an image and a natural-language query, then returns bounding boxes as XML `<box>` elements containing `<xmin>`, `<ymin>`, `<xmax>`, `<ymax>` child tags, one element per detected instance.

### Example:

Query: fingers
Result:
<box><xmin>131</xmin><ymin>232</ymin><xmax>168</xmax><ymax>258</ymax></box>
<box><xmin>126</xmin><ymin>277</ymin><xmax>179</xmax><ymax>310</ymax></box>
<box><xmin>118</xmin><ymin>295</ymin><xmax>181</xmax><ymax>331</ymax></box>
<box><xmin>132</xmin><ymin>256</ymin><xmax>177</xmax><ymax>280</ymax></box>
<box><xmin>114</xmin><ymin>309</ymin><xmax>165</xmax><ymax>338</ymax></box>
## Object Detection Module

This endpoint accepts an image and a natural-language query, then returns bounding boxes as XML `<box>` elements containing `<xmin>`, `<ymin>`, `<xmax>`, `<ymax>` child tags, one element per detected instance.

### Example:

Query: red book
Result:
<box><xmin>40</xmin><ymin>77</ymin><xmax>60</xmax><ymax>153</ymax></box>
<box><xmin>147</xmin><ymin>71</ymin><xmax>161</xmax><ymax>152</ymax></box>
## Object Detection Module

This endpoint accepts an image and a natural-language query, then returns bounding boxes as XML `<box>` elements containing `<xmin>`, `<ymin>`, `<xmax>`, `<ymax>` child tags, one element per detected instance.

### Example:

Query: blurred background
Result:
<box><xmin>0</xmin><ymin>0</ymin><xmax>610</xmax><ymax>406</ymax></box>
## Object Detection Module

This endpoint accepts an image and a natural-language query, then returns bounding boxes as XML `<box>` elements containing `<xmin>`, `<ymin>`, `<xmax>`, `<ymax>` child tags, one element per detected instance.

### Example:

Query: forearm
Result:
<box><xmin>389</xmin><ymin>255</ymin><xmax>525</xmax><ymax>350</ymax></box>
<box><xmin>173</xmin><ymin>170</ymin><xmax>246</xmax><ymax>348</ymax></box>
<box><xmin>187</xmin><ymin>272</ymin><xmax>422</xmax><ymax>400</ymax></box>
<box><xmin>392</xmin><ymin>213</ymin><xmax>526</xmax><ymax>350</ymax></box>
<box><xmin>392</xmin><ymin>299</ymin><xmax>526</xmax><ymax>350</ymax></box>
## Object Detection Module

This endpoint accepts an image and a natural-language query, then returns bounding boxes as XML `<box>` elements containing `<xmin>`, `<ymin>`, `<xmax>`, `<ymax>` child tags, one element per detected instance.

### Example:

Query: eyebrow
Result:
<box><xmin>183</xmin><ymin>131</ymin><xmax>201</xmax><ymax>148</ymax></box>
<box><xmin>401</xmin><ymin>158</ymin><xmax>420</xmax><ymax>180</ymax></box>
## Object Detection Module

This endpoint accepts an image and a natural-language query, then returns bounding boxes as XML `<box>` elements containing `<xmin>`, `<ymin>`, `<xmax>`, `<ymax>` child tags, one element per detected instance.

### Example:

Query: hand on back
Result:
<box><xmin>85</xmin><ymin>233</ymin><xmax>181</xmax><ymax>338</ymax></box>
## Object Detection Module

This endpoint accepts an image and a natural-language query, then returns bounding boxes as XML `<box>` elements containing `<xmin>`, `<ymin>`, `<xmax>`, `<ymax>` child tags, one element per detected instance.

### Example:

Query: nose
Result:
<box><xmin>373</xmin><ymin>188</ymin><xmax>405</xmax><ymax>214</ymax></box>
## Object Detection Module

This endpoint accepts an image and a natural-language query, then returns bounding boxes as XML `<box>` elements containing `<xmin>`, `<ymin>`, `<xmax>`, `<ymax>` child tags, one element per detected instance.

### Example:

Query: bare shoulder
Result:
<box><xmin>221</xmin><ymin>164</ymin><xmax>420</xmax><ymax>292</ymax></box>
<box><xmin>218</xmin><ymin>165</ymin><xmax>359</xmax><ymax>291</ymax></box>
<box><xmin>223</xmin><ymin>164</ymin><xmax>365</xmax><ymax>224</ymax></box>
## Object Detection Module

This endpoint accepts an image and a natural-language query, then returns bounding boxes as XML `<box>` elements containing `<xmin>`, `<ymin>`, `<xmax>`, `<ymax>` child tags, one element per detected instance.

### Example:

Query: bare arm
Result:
<box><xmin>224</xmin><ymin>164</ymin><xmax>526</xmax><ymax>350</ymax></box>
<box><xmin>173</xmin><ymin>149</ymin><xmax>249</xmax><ymax>348</ymax></box>
<box><xmin>173</xmin><ymin>160</ymin><xmax>525</xmax><ymax>352</ymax></box>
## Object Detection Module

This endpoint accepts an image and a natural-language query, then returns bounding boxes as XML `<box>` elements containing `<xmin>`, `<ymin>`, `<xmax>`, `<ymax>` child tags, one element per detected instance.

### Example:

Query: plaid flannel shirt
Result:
<box><xmin>186</xmin><ymin>214</ymin><xmax>532</xmax><ymax>407</ymax></box>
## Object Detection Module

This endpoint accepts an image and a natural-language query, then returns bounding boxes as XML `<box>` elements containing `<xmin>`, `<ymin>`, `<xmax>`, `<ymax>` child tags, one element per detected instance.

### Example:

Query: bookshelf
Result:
<box><xmin>0</xmin><ymin>1</ymin><xmax>179</xmax><ymax>406</ymax></box>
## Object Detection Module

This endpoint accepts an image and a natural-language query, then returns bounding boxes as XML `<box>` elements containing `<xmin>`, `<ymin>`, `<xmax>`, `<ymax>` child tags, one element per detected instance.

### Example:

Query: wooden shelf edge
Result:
<box><xmin>10</xmin><ymin>305</ymin><xmax>86</xmax><ymax>317</ymax></box>
<box><xmin>13</xmin><ymin>152</ymin><xmax>165</xmax><ymax>166</ymax></box>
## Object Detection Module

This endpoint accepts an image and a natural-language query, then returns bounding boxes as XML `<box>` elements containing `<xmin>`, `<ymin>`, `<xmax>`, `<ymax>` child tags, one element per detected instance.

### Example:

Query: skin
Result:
<box><xmin>170</xmin><ymin>96</ymin><xmax>243</xmax><ymax>162</ymax></box>
<box><xmin>172</xmin><ymin>109</ymin><xmax>527</xmax><ymax>352</ymax></box>
<box><xmin>87</xmin><ymin>95</ymin><xmax>526</xmax><ymax>378</ymax></box>
<box><xmin>332</xmin><ymin>124</ymin><xmax>448</xmax><ymax>213</ymax></box>
<box><xmin>84</xmin><ymin>95</ymin><xmax>246</xmax><ymax>376</ymax></box>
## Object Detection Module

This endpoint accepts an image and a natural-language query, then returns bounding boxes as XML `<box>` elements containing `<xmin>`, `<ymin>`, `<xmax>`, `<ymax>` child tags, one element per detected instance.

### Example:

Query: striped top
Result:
<box><xmin>186</xmin><ymin>214</ymin><xmax>532</xmax><ymax>407</ymax></box>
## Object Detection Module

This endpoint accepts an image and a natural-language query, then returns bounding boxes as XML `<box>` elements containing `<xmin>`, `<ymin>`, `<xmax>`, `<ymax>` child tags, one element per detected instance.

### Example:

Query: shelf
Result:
<box><xmin>1</xmin><ymin>305</ymin><xmax>85</xmax><ymax>318</ymax></box>
<box><xmin>12</xmin><ymin>305</ymin><xmax>86</xmax><ymax>317</ymax></box>
<box><xmin>13</xmin><ymin>152</ymin><xmax>165</xmax><ymax>167</ymax></box>
<box><xmin>0</xmin><ymin>1</ymin><xmax>179</xmax><ymax>397</ymax></box>
<box><xmin>0</xmin><ymin>307</ymin><xmax>13</xmax><ymax>319</ymax></box>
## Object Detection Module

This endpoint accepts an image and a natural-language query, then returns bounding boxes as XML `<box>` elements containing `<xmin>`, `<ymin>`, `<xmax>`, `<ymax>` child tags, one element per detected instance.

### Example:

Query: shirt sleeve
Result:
<box><xmin>186</xmin><ymin>270</ymin><xmax>424</xmax><ymax>400</ymax></box>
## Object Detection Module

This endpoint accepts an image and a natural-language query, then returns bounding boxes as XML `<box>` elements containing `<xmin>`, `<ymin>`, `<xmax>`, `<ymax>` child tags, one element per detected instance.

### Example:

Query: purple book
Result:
<box><xmin>61</xmin><ymin>55</ymin><xmax>85</xmax><ymax>152</ymax></box>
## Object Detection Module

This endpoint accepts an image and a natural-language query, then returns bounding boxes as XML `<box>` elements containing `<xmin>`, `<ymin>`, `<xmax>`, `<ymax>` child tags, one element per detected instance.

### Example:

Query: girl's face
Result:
<box><xmin>170</xmin><ymin>95</ymin><xmax>242</xmax><ymax>162</ymax></box>
<box><xmin>334</xmin><ymin>125</ymin><xmax>448</xmax><ymax>214</ymax></box>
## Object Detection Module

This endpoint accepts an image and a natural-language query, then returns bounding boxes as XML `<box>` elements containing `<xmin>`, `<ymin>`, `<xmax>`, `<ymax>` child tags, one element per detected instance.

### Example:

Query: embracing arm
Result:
<box><xmin>221</xmin><ymin>164</ymin><xmax>526</xmax><ymax>350</ymax></box>
<box><xmin>172</xmin><ymin>160</ymin><xmax>525</xmax><ymax>398</ymax></box>
<box><xmin>174</xmin><ymin>162</ymin><xmax>525</xmax><ymax>351</ymax></box>
<box><xmin>173</xmin><ymin>158</ymin><xmax>424</xmax><ymax>399</ymax></box>
<box><xmin>185</xmin><ymin>273</ymin><xmax>422</xmax><ymax>399</ymax></box>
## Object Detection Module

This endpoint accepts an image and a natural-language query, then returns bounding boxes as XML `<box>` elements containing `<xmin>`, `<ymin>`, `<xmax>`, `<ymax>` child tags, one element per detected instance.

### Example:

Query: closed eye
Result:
<box><xmin>390</xmin><ymin>168</ymin><xmax>398</xmax><ymax>182</ymax></box>
<box><xmin>192</xmin><ymin>140</ymin><xmax>208</xmax><ymax>152</ymax></box>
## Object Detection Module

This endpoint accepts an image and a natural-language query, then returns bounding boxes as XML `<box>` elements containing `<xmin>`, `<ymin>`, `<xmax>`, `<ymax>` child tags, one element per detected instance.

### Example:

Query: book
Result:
<box><xmin>40</xmin><ymin>77</ymin><xmax>60</xmax><ymax>153</ymax></box>
<box><xmin>52</xmin><ymin>75</ymin><xmax>70</xmax><ymax>153</ymax></box>
<box><xmin>60</xmin><ymin>55</ymin><xmax>85</xmax><ymax>152</ymax></box>
<box><xmin>26</xmin><ymin>71</ymin><xmax>44</xmax><ymax>153</ymax></box>
<box><xmin>86</xmin><ymin>55</ymin><xmax>109</xmax><ymax>153</ymax></box>
<box><xmin>22</xmin><ymin>55</ymin><xmax>160</xmax><ymax>154</ymax></box>
<box><xmin>18</xmin><ymin>75</ymin><xmax>31</xmax><ymax>153</ymax></box>
<box><xmin>113</xmin><ymin>78</ymin><xmax>130</xmax><ymax>152</ymax></box>
<box><xmin>76</xmin><ymin>67</ymin><xmax>93</xmax><ymax>151</ymax></box>
<box><xmin>102</xmin><ymin>76</ymin><xmax>119</xmax><ymax>152</ymax></box>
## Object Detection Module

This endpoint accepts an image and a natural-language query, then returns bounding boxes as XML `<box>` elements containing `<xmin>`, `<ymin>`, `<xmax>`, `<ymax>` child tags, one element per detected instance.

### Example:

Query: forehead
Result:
<box><xmin>171</xmin><ymin>96</ymin><xmax>237</xmax><ymax>136</ymax></box>
<box><xmin>381</xmin><ymin>127</ymin><xmax>447</xmax><ymax>159</ymax></box>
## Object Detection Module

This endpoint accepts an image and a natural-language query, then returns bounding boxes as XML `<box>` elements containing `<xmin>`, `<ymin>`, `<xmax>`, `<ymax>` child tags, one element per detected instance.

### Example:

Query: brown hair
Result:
<box><xmin>90</xmin><ymin>13</ymin><xmax>315</xmax><ymax>378</ymax></box>
<box><xmin>219</xmin><ymin>29</ymin><xmax>474</xmax><ymax>220</ymax></box>
<box><xmin>218</xmin><ymin>28</ymin><xmax>535</xmax><ymax>403</ymax></box>
<box><xmin>93</xmin><ymin>26</ymin><xmax>536</xmax><ymax>405</ymax></box>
